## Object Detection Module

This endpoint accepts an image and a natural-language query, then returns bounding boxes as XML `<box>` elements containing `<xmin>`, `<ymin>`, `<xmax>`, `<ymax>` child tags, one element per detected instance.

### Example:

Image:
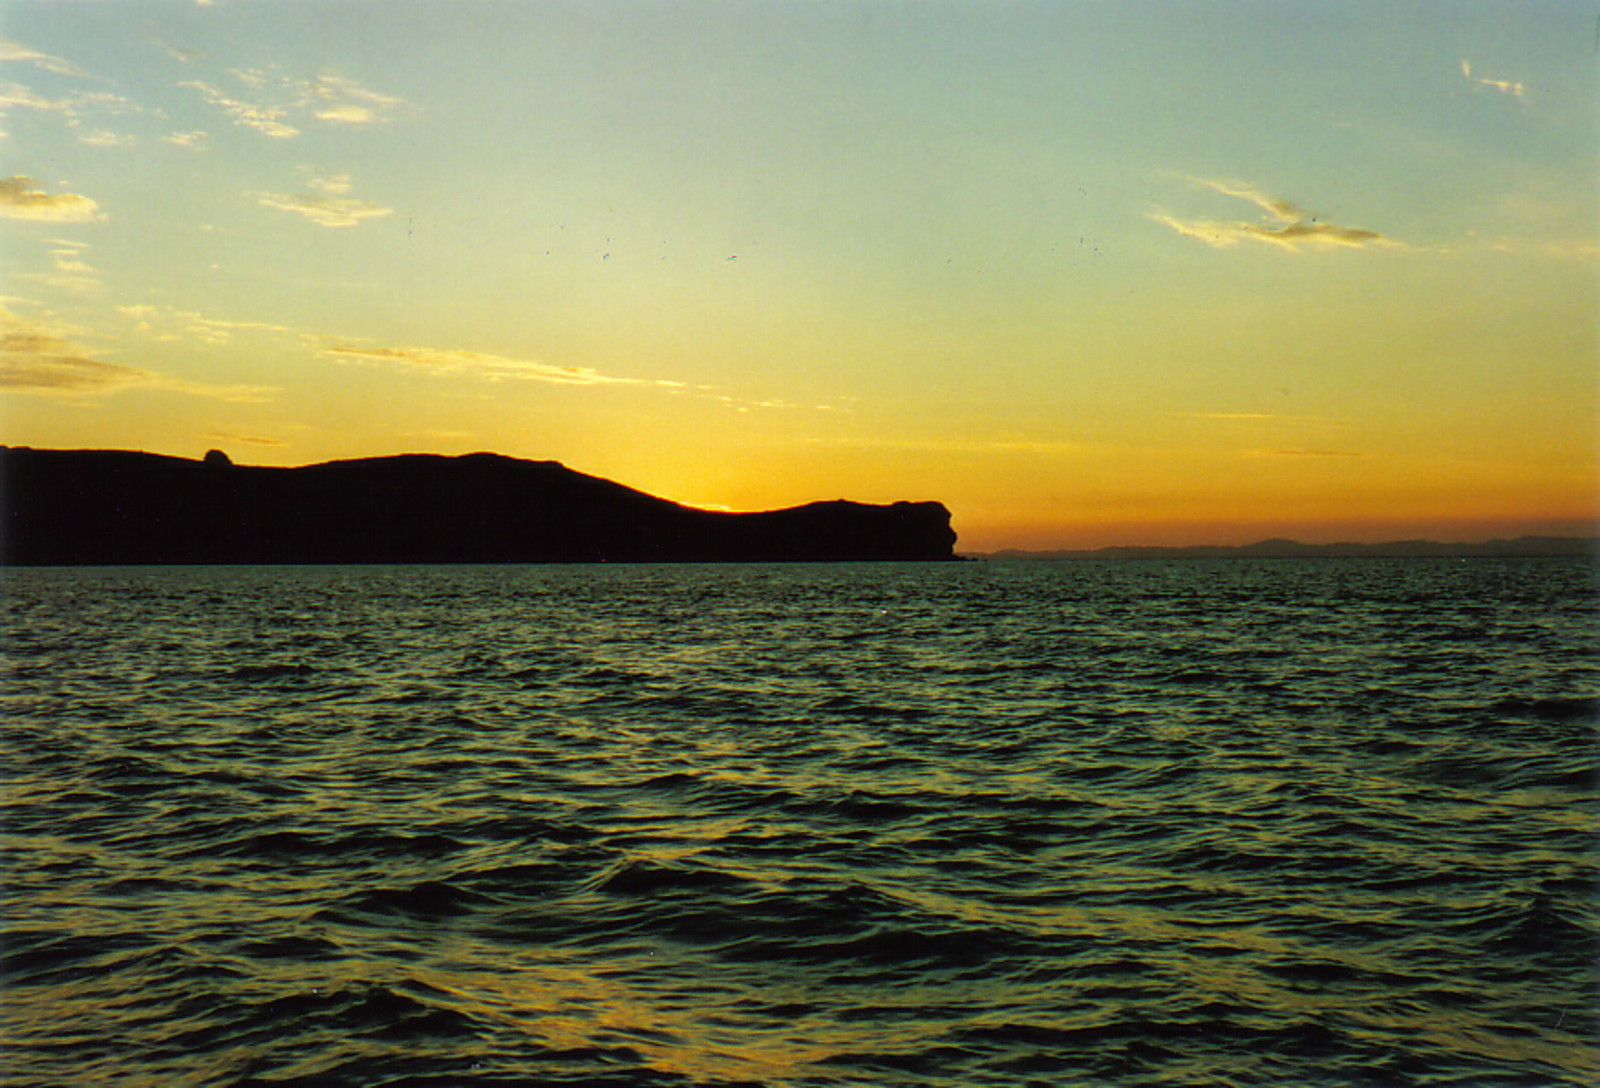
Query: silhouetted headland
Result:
<box><xmin>0</xmin><ymin>447</ymin><xmax>959</xmax><ymax>565</ymax></box>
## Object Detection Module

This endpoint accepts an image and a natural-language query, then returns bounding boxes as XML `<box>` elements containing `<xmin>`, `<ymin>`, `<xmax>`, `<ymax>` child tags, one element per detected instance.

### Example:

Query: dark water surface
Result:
<box><xmin>3</xmin><ymin>559</ymin><xmax>1596</xmax><ymax>1087</ymax></box>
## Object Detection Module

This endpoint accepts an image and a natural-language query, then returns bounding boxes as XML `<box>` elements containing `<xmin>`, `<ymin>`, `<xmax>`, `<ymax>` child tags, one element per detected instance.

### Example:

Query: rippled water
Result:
<box><xmin>3</xmin><ymin>558</ymin><xmax>1596</xmax><ymax>1087</ymax></box>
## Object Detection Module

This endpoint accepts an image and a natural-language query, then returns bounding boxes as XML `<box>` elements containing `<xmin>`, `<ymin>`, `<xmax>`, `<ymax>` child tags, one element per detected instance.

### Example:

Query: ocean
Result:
<box><xmin>2</xmin><ymin>558</ymin><xmax>1596</xmax><ymax>1087</ymax></box>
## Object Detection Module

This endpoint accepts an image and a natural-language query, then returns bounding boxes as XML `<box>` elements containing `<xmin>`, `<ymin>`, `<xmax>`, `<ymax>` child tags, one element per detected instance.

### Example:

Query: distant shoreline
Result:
<box><xmin>966</xmin><ymin>536</ymin><xmax>1599</xmax><ymax>561</ymax></box>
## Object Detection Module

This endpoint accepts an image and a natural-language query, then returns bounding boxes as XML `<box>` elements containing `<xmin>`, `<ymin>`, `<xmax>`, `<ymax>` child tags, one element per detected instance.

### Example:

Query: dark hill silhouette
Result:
<box><xmin>0</xmin><ymin>447</ymin><xmax>958</xmax><ymax>565</ymax></box>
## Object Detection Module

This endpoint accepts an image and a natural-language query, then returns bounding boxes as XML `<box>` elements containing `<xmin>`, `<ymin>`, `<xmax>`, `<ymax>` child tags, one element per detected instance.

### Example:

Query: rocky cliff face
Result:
<box><xmin>0</xmin><ymin>448</ymin><xmax>958</xmax><ymax>565</ymax></box>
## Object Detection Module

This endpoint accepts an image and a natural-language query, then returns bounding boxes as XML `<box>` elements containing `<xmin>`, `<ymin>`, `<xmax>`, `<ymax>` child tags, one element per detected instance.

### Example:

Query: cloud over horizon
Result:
<box><xmin>1153</xmin><ymin>178</ymin><xmax>1394</xmax><ymax>251</ymax></box>
<box><xmin>1</xmin><ymin>306</ymin><xmax>274</xmax><ymax>400</ymax></box>
<box><xmin>1</xmin><ymin>309</ymin><xmax>146</xmax><ymax>393</ymax></box>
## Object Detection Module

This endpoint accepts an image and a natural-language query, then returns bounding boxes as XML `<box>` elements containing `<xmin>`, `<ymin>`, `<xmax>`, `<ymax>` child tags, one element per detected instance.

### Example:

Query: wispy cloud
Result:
<box><xmin>1459</xmin><ymin>59</ymin><xmax>1524</xmax><ymax>98</ymax></box>
<box><xmin>1182</xmin><ymin>411</ymin><xmax>1352</xmax><ymax>426</ymax></box>
<box><xmin>181</xmin><ymin>78</ymin><xmax>298</xmax><ymax>138</ymax></box>
<box><xmin>79</xmin><ymin>129</ymin><xmax>137</xmax><ymax>148</ymax></box>
<box><xmin>320</xmin><ymin>341</ymin><xmax>657</xmax><ymax>386</ymax></box>
<box><xmin>305</xmin><ymin>74</ymin><xmax>405</xmax><ymax>126</ymax></box>
<box><xmin>257</xmin><ymin>172</ymin><xmax>393</xmax><ymax>228</ymax></box>
<box><xmin>155</xmin><ymin>40</ymin><xmax>202</xmax><ymax>65</ymax></box>
<box><xmin>1416</xmin><ymin>234</ymin><xmax>1599</xmax><ymax>262</ymax></box>
<box><xmin>0</xmin><ymin>176</ymin><xmax>105</xmax><ymax>222</ymax></box>
<box><xmin>1152</xmin><ymin>178</ymin><xmax>1394</xmax><ymax>252</ymax></box>
<box><xmin>23</xmin><ymin>240</ymin><xmax>102</xmax><ymax>293</ymax></box>
<box><xmin>163</xmin><ymin>130</ymin><xmax>210</xmax><ymax>150</ymax></box>
<box><xmin>0</xmin><ymin>82</ymin><xmax>139</xmax><ymax>136</ymax></box>
<box><xmin>313</xmin><ymin>335</ymin><xmax>806</xmax><ymax>413</ymax></box>
<box><xmin>117</xmin><ymin>303</ymin><xmax>296</xmax><ymax>344</ymax></box>
<box><xmin>184</xmin><ymin>67</ymin><xmax>407</xmax><ymax>137</ymax></box>
<box><xmin>1247</xmin><ymin>448</ymin><xmax>1364</xmax><ymax>458</ymax></box>
<box><xmin>0</xmin><ymin>305</ymin><xmax>271</xmax><ymax>401</ymax></box>
<box><xmin>0</xmin><ymin>39</ymin><xmax>153</xmax><ymax>149</ymax></box>
<box><xmin>807</xmin><ymin>435</ymin><xmax>1100</xmax><ymax>456</ymax></box>
<box><xmin>0</xmin><ymin>38</ymin><xmax>90</xmax><ymax>79</ymax></box>
<box><xmin>205</xmin><ymin>431</ymin><xmax>286</xmax><ymax>448</ymax></box>
<box><xmin>1</xmin><ymin>308</ymin><xmax>142</xmax><ymax>393</ymax></box>
<box><xmin>0</xmin><ymin>80</ymin><xmax>62</xmax><ymax>115</ymax></box>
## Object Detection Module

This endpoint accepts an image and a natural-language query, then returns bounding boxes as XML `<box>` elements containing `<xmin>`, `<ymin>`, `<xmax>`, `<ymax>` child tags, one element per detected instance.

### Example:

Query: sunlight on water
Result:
<box><xmin>2</xmin><ymin>559</ymin><xmax>1596</xmax><ymax>1086</ymax></box>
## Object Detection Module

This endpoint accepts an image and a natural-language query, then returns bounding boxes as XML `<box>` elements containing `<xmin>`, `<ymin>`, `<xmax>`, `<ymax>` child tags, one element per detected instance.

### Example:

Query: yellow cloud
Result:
<box><xmin>1460</xmin><ymin>60</ymin><xmax>1524</xmax><ymax>98</ymax></box>
<box><xmin>164</xmin><ymin>130</ymin><xmax>210</xmax><ymax>149</ymax></box>
<box><xmin>257</xmin><ymin>172</ymin><xmax>393</xmax><ymax>227</ymax></box>
<box><xmin>207</xmin><ymin>67</ymin><xmax>406</xmax><ymax>130</ymax></box>
<box><xmin>0</xmin><ymin>81</ymin><xmax>141</xmax><ymax>147</ymax></box>
<box><xmin>306</xmin><ymin>74</ymin><xmax>405</xmax><ymax>126</ymax></box>
<box><xmin>1246</xmin><ymin>448</ymin><xmax>1364</xmax><ymax>458</ymax></box>
<box><xmin>0</xmin><ymin>176</ymin><xmax>105</xmax><ymax>222</ymax></box>
<box><xmin>205</xmin><ymin>431</ymin><xmax>286</xmax><ymax>448</ymax></box>
<box><xmin>22</xmin><ymin>243</ymin><xmax>102</xmax><ymax>293</ymax></box>
<box><xmin>0</xmin><ymin>38</ymin><xmax>89</xmax><ymax>78</ymax></box>
<box><xmin>181</xmin><ymin>79</ymin><xmax>299</xmax><ymax>138</ymax></box>
<box><xmin>1153</xmin><ymin>177</ymin><xmax>1393</xmax><ymax>251</ymax></box>
<box><xmin>1</xmin><ymin>331</ymin><xmax>144</xmax><ymax>394</ymax></box>
<box><xmin>314</xmin><ymin>103</ymin><xmax>376</xmax><ymax>124</ymax></box>
<box><xmin>806</xmin><ymin>434</ymin><xmax>1103</xmax><ymax>456</ymax></box>
<box><xmin>0</xmin><ymin>306</ymin><xmax>275</xmax><ymax>400</ymax></box>
<box><xmin>79</xmin><ymin>129</ymin><xmax>137</xmax><ymax>148</ymax></box>
<box><xmin>257</xmin><ymin>194</ymin><xmax>392</xmax><ymax>228</ymax></box>
<box><xmin>322</xmin><ymin>342</ymin><xmax>650</xmax><ymax>385</ymax></box>
<box><xmin>116</xmin><ymin>303</ymin><xmax>297</xmax><ymax>343</ymax></box>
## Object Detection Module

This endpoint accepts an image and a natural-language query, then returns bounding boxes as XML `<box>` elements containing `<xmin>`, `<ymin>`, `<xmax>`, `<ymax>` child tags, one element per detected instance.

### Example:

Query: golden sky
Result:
<box><xmin>2</xmin><ymin>1</ymin><xmax>1594</xmax><ymax>550</ymax></box>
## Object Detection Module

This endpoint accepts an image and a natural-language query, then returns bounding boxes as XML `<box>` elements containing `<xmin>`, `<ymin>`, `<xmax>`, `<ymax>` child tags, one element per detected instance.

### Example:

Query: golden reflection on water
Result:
<box><xmin>421</xmin><ymin>953</ymin><xmax>847</xmax><ymax>1084</ymax></box>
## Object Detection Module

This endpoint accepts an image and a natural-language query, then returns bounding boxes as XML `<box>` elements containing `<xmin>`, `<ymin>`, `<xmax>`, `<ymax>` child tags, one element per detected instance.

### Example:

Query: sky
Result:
<box><xmin>1</xmin><ymin>0</ymin><xmax>1594</xmax><ymax>551</ymax></box>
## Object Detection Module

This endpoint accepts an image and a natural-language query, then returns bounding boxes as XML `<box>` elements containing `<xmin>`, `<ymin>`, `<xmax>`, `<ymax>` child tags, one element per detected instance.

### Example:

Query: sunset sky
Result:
<box><xmin>2</xmin><ymin>0</ymin><xmax>1594</xmax><ymax>551</ymax></box>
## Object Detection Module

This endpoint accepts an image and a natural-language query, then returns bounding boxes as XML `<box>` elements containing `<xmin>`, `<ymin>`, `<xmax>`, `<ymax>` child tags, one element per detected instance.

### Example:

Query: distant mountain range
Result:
<box><xmin>0</xmin><ymin>447</ymin><xmax>958</xmax><ymax>565</ymax></box>
<box><xmin>976</xmin><ymin>536</ymin><xmax>1599</xmax><ymax>560</ymax></box>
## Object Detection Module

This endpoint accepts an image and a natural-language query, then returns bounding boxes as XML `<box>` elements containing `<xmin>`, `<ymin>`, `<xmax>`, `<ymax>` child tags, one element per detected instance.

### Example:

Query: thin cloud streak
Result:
<box><xmin>185</xmin><ymin>67</ymin><xmax>407</xmax><ymax>136</ymax></box>
<box><xmin>306</xmin><ymin>74</ymin><xmax>405</xmax><ymax>126</ymax></box>
<box><xmin>807</xmin><ymin>435</ymin><xmax>1103</xmax><ymax>457</ymax></box>
<box><xmin>0</xmin><ymin>81</ymin><xmax>140</xmax><ymax>140</ymax></box>
<box><xmin>205</xmin><ymin>431</ymin><xmax>286</xmax><ymax>448</ymax></box>
<box><xmin>1460</xmin><ymin>60</ymin><xmax>1524</xmax><ymax>98</ymax></box>
<box><xmin>0</xmin><ymin>39</ymin><xmax>91</xmax><ymax>78</ymax></box>
<box><xmin>1153</xmin><ymin>178</ymin><xmax>1394</xmax><ymax>251</ymax></box>
<box><xmin>258</xmin><ymin>173</ymin><xmax>393</xmax><ymax>228</ymax></box>
<box><xmin>181</xmin><ymin>79</ymin><xmax>299</xmax><ymax>138</ymax></box>
<box><xmin>23</xmin><ymin>241</ymin><xmax>102</xmax><ymax>293</ymax></box>
<box><xmin>164</xmin><ymin>130</ymin><xmax>210</xmax><ymax>149</ymax></box>
<box><xmin>1245</xmin><ymin>448</ymin><xmax>1365</xmax><ymax>458</ymax></box>
<box><xmin>1182</xmin><ymin>411</ymin><xmax>1352</xmax><ymax>425</ymax></box>
<box><xmin>322</xmin><ymin>342</ymin><xmax>652</xmax><ymax>386</ymax></box>
<box><xmin>79</xmin><ymin>130</ymin><xmax>137</xmax><ymax>148</ymax></box>
<box><xmin>0</xmin><ymin>306</ymin><xmax>272</xmax><ymax>401</ymax></box>
<box><xmin>117</xmin><ymin>303</ymin><xmax>297</xmax><ymax>344</ymax></box>
<box><xmin>318</xmin><ymin>339</ymin><xmax>721</xmax><ymax>398</ymax></box>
